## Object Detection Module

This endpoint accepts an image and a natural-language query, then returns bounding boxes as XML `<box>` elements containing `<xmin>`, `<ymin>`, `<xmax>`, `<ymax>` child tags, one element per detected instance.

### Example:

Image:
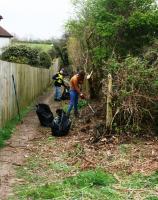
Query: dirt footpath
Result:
<box><xmin>0</xmin><ymin>90</ymin><xmax>60</xmax><ymax>200</ymax></box>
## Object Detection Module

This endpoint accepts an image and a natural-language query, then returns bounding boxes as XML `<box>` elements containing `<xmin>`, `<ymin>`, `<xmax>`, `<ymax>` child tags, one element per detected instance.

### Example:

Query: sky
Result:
<box><xmin>0</xmin><ymin>0</ymin><xmax>74</xmax><ymax>40</ymax></box>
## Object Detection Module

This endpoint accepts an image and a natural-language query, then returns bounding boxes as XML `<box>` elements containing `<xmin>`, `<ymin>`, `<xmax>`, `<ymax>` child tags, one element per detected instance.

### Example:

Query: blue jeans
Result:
<box><xmin>54</xmin><ymin>86</ymin><xmax>62</xmax><ymax>100</ymax></box>
<box><xmin>67</xmin><ymin>90</ymin><xmax>78</xmax><ymax>114</ymax></box>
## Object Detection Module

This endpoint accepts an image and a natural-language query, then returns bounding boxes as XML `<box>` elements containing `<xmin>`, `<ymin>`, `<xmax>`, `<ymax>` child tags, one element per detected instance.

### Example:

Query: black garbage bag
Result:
<box><xmin>61</xmin><ymin>87</ymin><xmax>70</xmax><ymax>100</ymax></box>
<box><xmin>51</xmin><ymin>109</ymin><xmax>71</xmax><ymax>137</ymax></box>
<box><xmin>36</xmin><ymin>104</ymin><xmax>54</xmax><ymax>127</ymax></box>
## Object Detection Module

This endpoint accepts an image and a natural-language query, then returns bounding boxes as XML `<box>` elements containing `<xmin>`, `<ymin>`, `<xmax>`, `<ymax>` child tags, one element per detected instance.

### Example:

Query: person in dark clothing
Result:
<box><xmin>52</xmin><ymin>69</ymin><xmax>66</xmax><ymax>101</ymax></box>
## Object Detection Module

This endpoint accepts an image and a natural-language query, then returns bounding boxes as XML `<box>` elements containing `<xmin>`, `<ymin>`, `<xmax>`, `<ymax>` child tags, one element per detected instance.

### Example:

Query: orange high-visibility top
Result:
<box><xmin>70</xmin><ymin>74</ymin><xmax>82</xmax><ymax>94</ymax></box>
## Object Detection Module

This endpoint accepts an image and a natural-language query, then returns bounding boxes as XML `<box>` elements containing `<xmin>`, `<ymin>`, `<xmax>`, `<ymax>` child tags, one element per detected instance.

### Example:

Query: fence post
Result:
<box><xmin>106</xmin><ymin>74</ymin><xmax>113</xmax><ymax>130</ymax></box>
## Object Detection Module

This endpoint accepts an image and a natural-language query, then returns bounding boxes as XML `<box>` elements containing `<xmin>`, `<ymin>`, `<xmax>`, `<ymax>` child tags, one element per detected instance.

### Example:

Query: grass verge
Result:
<box><xmin>0</xmin><ymin>105</ymin><xmax>33</xmax><ymax>148</ymax></box>
<box><xmin>12</xmin><ymin>167</ymin><xmax>121</xmax><ymax>200</ymax></box>
<box><xmin>10</xmin><ymin>154</ymin><xmax>158</xmax><ymax>200</ymax></box>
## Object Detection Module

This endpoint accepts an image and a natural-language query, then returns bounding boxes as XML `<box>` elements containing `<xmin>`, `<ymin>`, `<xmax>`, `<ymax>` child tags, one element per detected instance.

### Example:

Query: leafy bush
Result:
<box><xmin>143</xmin><ymin>40</ymin><xmax>158</xmax><ymax>67</ymax></box>
<box><xmin>78</xmin><ymin>99</ymin><xmax>88</xmax><ymax>109</ymax></box>
<box><xmin>1</xmin><ymin>45</ymin><xmax>40</xmax><ymax>66</ymax></box>
<box><xmin>102</xmin><ymin>55</ymin><xmax>158</xmax><ymax>133</ymax></box>
<box><xmin>1</xmin><ymin>45</ymin><xmax>52</xmax><ymax>68</ymax></box>
<box><xmin>39</xmin><ymin>51</ymin><xmax>52</xmax><ymax>68</ymax></box>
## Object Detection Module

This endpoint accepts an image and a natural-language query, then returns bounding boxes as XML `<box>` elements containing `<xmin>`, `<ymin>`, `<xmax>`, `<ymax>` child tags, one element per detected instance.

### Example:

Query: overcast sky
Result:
<box><xmin>0</xmin><ymin>0</ymin><xmax>73</xmax><ymax>40</ymax></box>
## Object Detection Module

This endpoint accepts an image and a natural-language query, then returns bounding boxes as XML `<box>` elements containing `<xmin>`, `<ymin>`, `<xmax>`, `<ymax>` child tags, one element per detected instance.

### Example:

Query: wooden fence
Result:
<box><xmin>0</xmin><ymin>60</ymin><xmax>56</xmax><ymax>128</ymax></box>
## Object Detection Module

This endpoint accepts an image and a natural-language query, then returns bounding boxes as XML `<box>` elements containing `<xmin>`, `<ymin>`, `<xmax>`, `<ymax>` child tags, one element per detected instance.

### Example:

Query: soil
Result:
<box><xmin>0</xmin><ymin>92</ymin><xmax>158</xmax><ymax>200</ymax></box>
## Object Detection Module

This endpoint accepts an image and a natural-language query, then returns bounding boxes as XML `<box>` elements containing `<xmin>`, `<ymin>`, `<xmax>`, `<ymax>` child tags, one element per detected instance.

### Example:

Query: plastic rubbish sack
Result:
<box><xmin>51</xmin><ymin>109</ymin><xmax>71</xmax><ymax>137</ymax></box>
<box><xmin>61</xmin><ymin>87</ymin><xmax>70</xmax><ymax>100</ymax></box>
<box><xmin>36</xmin><ymin>104</ymin><xmax>54</xmax><ymax>127</ymax></box>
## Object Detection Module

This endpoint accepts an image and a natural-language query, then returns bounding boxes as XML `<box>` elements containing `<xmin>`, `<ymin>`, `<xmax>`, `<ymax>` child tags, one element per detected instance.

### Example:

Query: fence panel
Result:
<box><xmin>0</xmin><ymin>60</ymin><xmax>55</xmax><ymax>127</ymax></box>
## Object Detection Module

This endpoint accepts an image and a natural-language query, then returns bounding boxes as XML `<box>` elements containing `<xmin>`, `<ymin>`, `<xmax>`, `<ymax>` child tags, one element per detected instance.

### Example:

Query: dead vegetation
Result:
<box><xmin>0</xmin><ymin>92</ymin><xmax>158</xmax><ymax>200</ymax></box>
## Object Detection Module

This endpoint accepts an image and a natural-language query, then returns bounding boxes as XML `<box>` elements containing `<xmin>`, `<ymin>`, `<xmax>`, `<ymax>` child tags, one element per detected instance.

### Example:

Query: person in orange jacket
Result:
<box><xmin>67</xmin><ymin>70</ymin><xmax>85</xmax><ymax>117</ymax></box>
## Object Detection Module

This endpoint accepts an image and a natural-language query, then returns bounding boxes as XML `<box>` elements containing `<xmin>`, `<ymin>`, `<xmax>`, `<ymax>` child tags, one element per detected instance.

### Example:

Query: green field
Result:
<box><xmin>12</xmin><ymin>41</ymin><xmax>53</xmax><ymax>52</ymax></box>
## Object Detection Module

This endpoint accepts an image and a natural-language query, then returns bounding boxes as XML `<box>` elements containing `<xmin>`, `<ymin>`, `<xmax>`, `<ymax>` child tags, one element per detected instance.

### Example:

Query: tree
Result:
<box><xmin>66</xmin><ymin>0</ymin><xmax>158</xmax><ymax>97</ymax></box>
<box><xmin>52</xmin><ymin>35</ymin><xmax>69</xmax><ymax>67</ymax></box>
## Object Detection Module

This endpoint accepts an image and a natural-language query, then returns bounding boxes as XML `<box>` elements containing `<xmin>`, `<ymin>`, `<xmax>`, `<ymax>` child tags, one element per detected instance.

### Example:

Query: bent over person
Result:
<box><xmin>52</xmin><ymin>69</ymin><xmax>66</xmax><ymax>101</ymax></box>
<box><xmin>67</xmin><ymin>70</ymin><xmax>85</xmax><ymax>117</ymax></box>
